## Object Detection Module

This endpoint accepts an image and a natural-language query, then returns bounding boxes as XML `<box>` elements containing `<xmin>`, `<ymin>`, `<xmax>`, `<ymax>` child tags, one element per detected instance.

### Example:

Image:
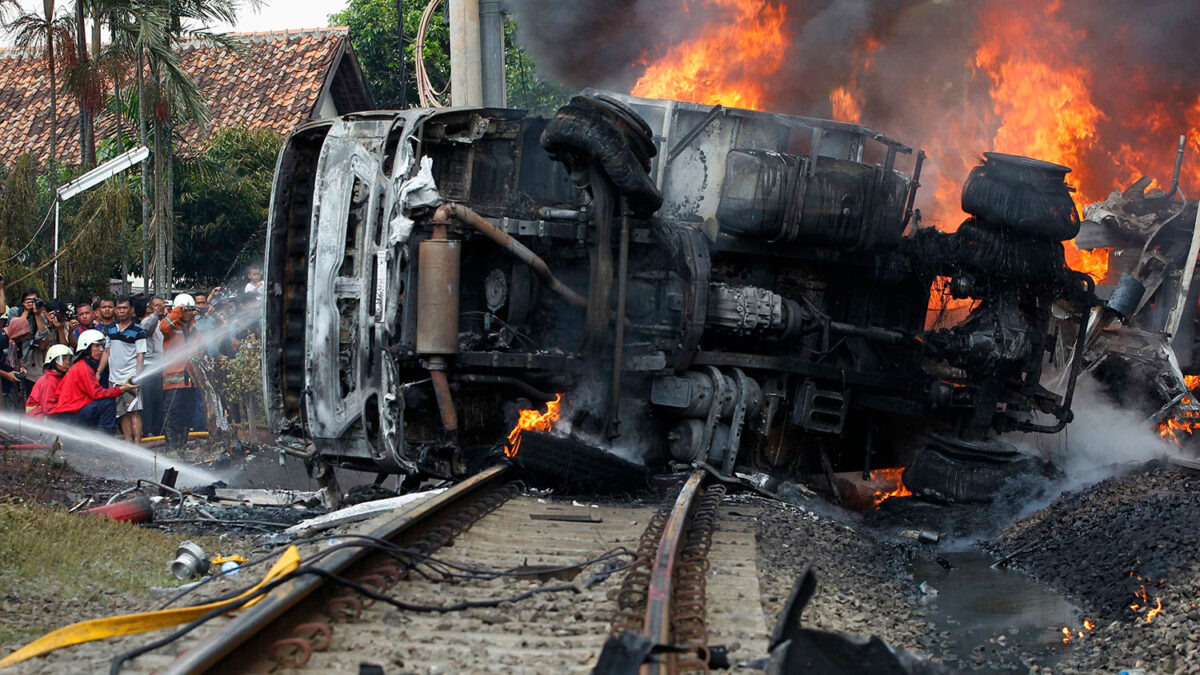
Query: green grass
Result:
<box><xmin>0</xmin><ymin>502</ymin><xmax>186</xmax><ymax>599</ymax></box>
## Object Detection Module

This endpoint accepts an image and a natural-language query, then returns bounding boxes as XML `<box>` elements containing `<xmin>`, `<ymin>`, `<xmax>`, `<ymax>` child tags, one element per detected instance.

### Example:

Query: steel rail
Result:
<box><xmin>642</xmin><ymin>469</ymin><xmax>707</xmax><ymax>675</ymax></box>
<box><xmin>160</xmin><ymin>464</ymin><xmax>511</xmax><ymax>675</ymax></box>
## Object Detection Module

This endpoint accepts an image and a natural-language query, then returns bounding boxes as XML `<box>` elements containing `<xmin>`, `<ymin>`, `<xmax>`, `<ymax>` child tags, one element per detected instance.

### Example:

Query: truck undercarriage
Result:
<box><xmin>264</xmin><ymin>93</ymin><xmax>1096</xmax><ymax>501</ymax></box>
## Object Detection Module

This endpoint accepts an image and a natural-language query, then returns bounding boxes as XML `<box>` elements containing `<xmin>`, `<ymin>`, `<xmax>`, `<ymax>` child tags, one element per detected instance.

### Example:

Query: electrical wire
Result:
<box><xmin>460</xmin><ymin>310</ymin><xmax>538</xmax><ymax>349</ymax></box>
<box><xmin>113</xmin><ymin>553</ymin><xmax>630</xmax><ymax>674</ymax></box>
<box><xmin>158</xmin><ymin>533</ymin><xmax>632</xmax><ymax>610</ymax></box>
<box><xmin>415</xmin><ymin>0</ymin><xmax>448</xmax><ymax>108</ymax></box>
<box><xmin>0</xmin><ymin>201</ymin><xmax>55</xmax><ymax>264</ymax></box>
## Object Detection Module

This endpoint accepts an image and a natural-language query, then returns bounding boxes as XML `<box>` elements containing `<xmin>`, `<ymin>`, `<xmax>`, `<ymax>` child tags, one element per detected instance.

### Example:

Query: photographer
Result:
<box><xmin>4</xmin><ymin>292</ymin><xmax>49</xmax><ymax>391</ymax></box>
<box><xmin>2</xmin><ymin>317</ymin><xmax>32</xmax><ymax>407</ymax></box>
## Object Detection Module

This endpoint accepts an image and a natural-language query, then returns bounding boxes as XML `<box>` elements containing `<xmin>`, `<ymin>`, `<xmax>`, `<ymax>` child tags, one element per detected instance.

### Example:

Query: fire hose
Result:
<box><xmin>0</xmin><ymin>546</ymin><xmax>302</xmax><ymax>669</ymax></box>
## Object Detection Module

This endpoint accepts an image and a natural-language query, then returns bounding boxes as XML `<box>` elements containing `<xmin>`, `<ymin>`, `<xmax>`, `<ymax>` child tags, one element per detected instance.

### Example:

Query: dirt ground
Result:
<box><xmin>0</xmin><ymin>447</ymin><xmax>271</xmax><ymax>654</ymax></box>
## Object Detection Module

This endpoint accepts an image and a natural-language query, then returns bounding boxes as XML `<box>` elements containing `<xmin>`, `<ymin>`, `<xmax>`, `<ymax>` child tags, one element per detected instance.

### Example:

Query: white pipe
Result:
<box><xmin>52</xmin><ymin>201</ymin><xmax>59</xmax><ymax>297</ymax></box>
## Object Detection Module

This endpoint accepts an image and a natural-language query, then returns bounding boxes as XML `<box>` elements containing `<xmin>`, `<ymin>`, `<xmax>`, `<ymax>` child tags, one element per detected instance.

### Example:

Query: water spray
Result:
<box><xmin>0</xmin><ymin>411</ymin><xmax>221</xmax><ymax>486</ymax></box>
<box><xmin>131</xmin><ymin>304</ymin><xmax>260</xmax><ymax>386</ymax></box>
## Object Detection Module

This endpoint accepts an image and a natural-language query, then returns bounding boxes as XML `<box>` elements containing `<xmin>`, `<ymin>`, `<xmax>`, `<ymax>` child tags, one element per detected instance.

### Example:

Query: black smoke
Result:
<box><xmin>508</xmin><ymin>0</ymin><xmax>1200</xmax><ymax>211</ymax></box>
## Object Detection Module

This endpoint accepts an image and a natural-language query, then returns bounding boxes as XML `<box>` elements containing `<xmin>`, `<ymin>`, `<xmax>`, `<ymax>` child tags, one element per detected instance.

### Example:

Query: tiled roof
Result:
<box><xmin>0</xmin><ymin>27</ymin><xmax>358</xmax><ymax>164</ymax></box>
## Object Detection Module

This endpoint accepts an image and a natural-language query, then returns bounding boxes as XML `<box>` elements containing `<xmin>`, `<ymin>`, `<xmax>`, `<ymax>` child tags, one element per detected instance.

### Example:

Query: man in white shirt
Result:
<box><xmin>104</xmin><ymin>297</ymin><xmax>147</xmax><ymax>442</ymax></box>
<box><xmin>140</xmin><ymin>296</ymin><xmax>166</xmax><ymax>437</ymax></box>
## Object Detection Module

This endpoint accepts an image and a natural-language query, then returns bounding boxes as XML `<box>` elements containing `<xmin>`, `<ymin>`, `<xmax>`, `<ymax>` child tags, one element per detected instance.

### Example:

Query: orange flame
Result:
<box><xmin>1145</xmin><ymin>597</ymin><xmax>1163</xmax><ymax>623</ymax></box>
<box><xmin>1157</xmin><ymin>404</ymin><xmax>1200</xmax><ymax>446</ymax></box>
<box><xmin>920</xmin><ymin>0</ymin><xmax>1120</xmax><ymax>286</ymax></box>
<box><xmin>1064</xmin><ymin>243</ymin><xmax>1111</xmax><ymax>284</ymax></box>
<box><xmin>1128</xmin><ymin>573</ymin><xmax>1166</xmax><ymax>623</ymax></box>
<box><xmin>1061</xmin><ymin>618</ymin><xmax>1097</xmax><ymax>643</ymax></box>
<box><xmin>1185</xmin><ymin>375</ymin><xmax>1200</xmax><ymax>391</ymax></box>
<box><xmin>632</xmin><ymin>0</ymin><xmax>788</xmax><ymax>110</ymax></box>
<box><xmin>631</xmin><ymin>0</ymin><xmax>1195</xmax><ymax>293</ymax></box>
<box><xmin>830</xmin><ymin>86</ymin><xmax>862</xmax><ymax>125</ymax></box>
<box><xmin>870</xmin><ymin>467</ymin><xmax>911</xmax><ymax>506</ymax></box>
<box><xmin>505</xmin><ymin>394</ymin><xmax>564</xmax><ymax>458</ymax></box>
<box><xmin>926</xmin><ymin>276</ymin><xmax>980</xmax><ymax>330</ymax></box>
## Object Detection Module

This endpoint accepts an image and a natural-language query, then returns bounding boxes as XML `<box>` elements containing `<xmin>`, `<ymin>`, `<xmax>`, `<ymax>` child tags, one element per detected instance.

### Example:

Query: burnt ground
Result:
<box><xmin>5</xmin><ymin>441</ymin><xmax>1200</xmax><ymax>674</ymax></box>
<box><xmin>987</xmin><ymin>462</ymin><xmax>1200</xmax><ymax>674</ymax></box>
<box><xmin>0</xmin><ymin>448</ymin><xmax>129</xmax><ymax>508</ymax></box>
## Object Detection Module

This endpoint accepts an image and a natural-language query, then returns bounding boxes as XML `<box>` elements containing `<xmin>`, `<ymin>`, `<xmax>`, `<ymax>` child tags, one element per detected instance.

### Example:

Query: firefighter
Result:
<box><xmin>160</xmin><ymin>293</ymin><xmax>199</xmax><ymax>451</ymax></box>
<box><xmin>48</xmin><ymin>329</ymin><xmax>136</xmax><ymax>430</ymax></box>
<box><xmin>25</xmin><ymin>344</ymin><xmax>72</xmax><ymax>418</ymax></box>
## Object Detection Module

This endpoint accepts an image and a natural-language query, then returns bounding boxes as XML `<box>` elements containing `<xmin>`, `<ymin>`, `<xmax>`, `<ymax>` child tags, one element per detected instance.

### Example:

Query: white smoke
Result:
<box><xmin>1022</xmin><ymin>375</ymin><xmax>1179</xmax><ymax>491</ymax></box>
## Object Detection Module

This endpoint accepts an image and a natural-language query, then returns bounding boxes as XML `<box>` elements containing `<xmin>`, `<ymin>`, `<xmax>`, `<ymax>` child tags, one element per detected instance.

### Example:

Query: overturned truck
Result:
<box><xmin>263</xmin><ymin>93</ymin><xmax>1096</xmax><ymax>500</ymax></box>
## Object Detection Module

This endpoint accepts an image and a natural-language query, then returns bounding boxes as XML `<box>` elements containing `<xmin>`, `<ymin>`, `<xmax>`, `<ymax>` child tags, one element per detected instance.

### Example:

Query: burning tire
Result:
<box><xmin>903</xmin><ymin>434</ymin><xmax>1054</xmax><ymax>504</ymax></box>
<box><xmin>960</xmin><ymin>152</ymin><xmax>1080</xmax><ymax>241</ymax></box>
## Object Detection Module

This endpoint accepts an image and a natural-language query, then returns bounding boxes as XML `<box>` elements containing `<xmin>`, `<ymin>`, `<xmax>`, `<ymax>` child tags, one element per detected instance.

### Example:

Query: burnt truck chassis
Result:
<box><xmin>264</xmin><ymin>92</ymin><xmax>1096</xmax><ymax>500</ymax></box>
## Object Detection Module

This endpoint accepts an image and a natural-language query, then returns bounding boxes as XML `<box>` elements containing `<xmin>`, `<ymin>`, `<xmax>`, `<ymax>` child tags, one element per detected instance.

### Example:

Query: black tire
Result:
<box><xmin>961</xmin><ymin>152</ymin><xmax>1080</xmax><ymax>240</ymax></box>
<box><xmin>903</xmin><ymin>435</ymin><xmax>1052</xmax><ymax>504</ymax></box>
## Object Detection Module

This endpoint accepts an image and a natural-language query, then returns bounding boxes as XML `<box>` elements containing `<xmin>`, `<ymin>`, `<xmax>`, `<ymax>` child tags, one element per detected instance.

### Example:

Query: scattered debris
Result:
<box><xmin>169</xmin><ymin>541</ymin><xmax>210</xmax><ymax>580</ymax></box>
<box><xmin>282</xmin><ymin>488</ymin><xmax>447</xmax><ymax>537</ymax></box>
<box><xmin>82</xmin><ymin>495</ymin><xmax>154</xmax><ymax>524</ymax></box>
<box><xmin>209</xmin><ymin>487</ymin><xmax>323</xmax><ymax>508</ymax></box>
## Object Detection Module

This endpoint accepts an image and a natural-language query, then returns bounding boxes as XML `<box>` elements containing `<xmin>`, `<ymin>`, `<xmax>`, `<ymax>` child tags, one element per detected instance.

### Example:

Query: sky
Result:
<box><xmin>209</xmin><ymin>0</ymin><xmax>351</xmax><ymax>33</ymax></box>
<box><xmin>6</xmin><ymin>0</ymin><xmax>352</xmax><ymax>37</ymax></box>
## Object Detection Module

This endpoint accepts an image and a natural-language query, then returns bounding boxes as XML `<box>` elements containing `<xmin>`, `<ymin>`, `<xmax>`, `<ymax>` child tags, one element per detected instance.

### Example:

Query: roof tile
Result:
<box><xmin>0</xmin><ymin>27</ymin><xmax>348</xmax><ymax>163</ymax></box>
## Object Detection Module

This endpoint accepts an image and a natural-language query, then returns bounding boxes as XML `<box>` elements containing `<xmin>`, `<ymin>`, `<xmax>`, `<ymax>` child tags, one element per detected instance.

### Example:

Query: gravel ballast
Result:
<box><xmin>988</xmin><ymin>462</ymin><xmax>1200</xmax><ymax>674</ymax></box>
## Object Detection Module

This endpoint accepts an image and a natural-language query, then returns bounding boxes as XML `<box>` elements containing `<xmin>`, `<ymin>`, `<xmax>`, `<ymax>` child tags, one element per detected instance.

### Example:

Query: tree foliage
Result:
<box><xmin>0</xmin><ymin>157</ymin><xmax>54</xmax><ymax>297</ymax></box>
<box><xmin>331</xmin><ymin>0</ymin><xmax>569</xmax><ymax>114</ymax></box>
<box><xmin>0</xmin><ymin>155</ymin><xmax>138</xmax><ymax>300</ymax></box>
<box><xmin>173</xmin><ymin>127</ymin><xmax>283</xmax><ymax>286</ymax></box>
<box><xmin>218</xmin><ymin>331</ymin><xmax>261</xmax><ymax>402</ymax></box>
<box><xmin>58</xmin><ymin>178</ymin><xmax>136</xmax><ymax>295</ymax></box>
<box><xmin>331</xmin><ymin>0</ymin><xmax>448</xmax><ymax>109</ymax></box>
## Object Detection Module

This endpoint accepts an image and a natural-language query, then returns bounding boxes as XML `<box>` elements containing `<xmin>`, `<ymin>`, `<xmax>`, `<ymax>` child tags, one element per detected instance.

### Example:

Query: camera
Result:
<box><xmin>33</xmin><ymin>298</ymin><xmax>47</xmax><ymax>310</ymax></box>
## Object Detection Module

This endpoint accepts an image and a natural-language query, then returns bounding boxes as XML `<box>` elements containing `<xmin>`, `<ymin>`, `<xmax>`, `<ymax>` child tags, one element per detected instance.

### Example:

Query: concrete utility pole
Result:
<box><xmin>449</xmin><ymin>0</ymin><xmax>483</xmax><ymax>107</ymax></box>
<box><xmin>479</xmin><ymin>0</ymin><xmax>506</xmax><ymax>107</ymax></box>
<box><xmin>449</xmin><ymin>0</ymin><xmax>506</xmax><ymax>108</ymax></box>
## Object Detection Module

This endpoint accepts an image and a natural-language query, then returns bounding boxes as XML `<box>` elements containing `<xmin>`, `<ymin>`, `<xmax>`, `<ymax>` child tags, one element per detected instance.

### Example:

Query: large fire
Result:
<box><xmin>870</xmin><ymin>467</ymin><xmax>911</xmax><ymax>506</ymax></box>
<box><xmin>505</xmin><ymin>394</ymin><xmax>564</xmax><ymax>458</ymax></box>
<box><xmin>628</xmin><ymin>0</ymin><xmax>1196</xmax><ymax>287</ymax></box>
<box><xmin>631</xmin><ymin>0</ymin><xmax>787</xmax><ymax>110</ymax></box>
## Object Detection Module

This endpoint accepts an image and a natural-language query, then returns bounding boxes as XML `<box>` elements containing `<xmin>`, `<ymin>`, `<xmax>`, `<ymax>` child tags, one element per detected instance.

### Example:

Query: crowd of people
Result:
<box><xmin>0</xmin><ymin>264</ymin><xmax>265</xmax><ymax>451</ymax></box>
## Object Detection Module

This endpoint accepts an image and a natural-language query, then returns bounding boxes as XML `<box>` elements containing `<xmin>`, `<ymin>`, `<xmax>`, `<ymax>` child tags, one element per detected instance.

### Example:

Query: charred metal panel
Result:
<box><xmin>264</xmin><ymin>121</ymin><xmax>333</xmax><ymax>434</ymax></box>
<box><xmin>304</xmin><ymin>118</ymin><xmax>392</xmax><ymax>440</ymax></box>
<box><xmin>592</xmin><ymin>91</ymin><xmax>913</xmax><ymax>250</ymax></box>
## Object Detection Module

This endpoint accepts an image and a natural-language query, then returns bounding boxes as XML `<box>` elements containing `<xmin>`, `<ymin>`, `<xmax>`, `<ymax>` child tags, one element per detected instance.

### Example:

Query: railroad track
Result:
<box><xmin>122</xmin><ymin>467</ymin><xmax>767</xmax><ymax>674</ymax></box>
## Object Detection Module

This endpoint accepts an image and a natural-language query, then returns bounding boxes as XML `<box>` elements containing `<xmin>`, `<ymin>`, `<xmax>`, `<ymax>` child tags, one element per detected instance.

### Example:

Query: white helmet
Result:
<box><xmin>76</xmin><ymin>329</ymin><xmax>105</xmax><ymax>352</ymax></box>
<box><xmin>45</xmin><ymin>344</ymin><xmax>73</xmax><ymax>364</ymax></box>
<box><xmin>173</xmin><ymin>293</ymin><xmax>196</xmax><ymax>309</ymax></box>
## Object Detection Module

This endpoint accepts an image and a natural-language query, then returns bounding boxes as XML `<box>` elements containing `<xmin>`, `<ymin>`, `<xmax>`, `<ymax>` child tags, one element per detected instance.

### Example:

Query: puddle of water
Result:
<box><xmin>909</xmin><ymin>550</ymin><xmax>1081</xmax><ymax>673</ymax></box>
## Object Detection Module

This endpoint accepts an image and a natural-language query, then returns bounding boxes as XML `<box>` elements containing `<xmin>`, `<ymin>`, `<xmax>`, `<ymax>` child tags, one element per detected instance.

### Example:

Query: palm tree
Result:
<box><xmin>91</xmin><ymin>0</ymin><xmax>260</xmax><ymax>294</ymax></box>
<box><xmin>7</xmin><ymin>2</ymin><xmax>75</xmax><ymax>187</ymax></box>
<box><xmin>72</xmin><ymin>0</ymin><xmax>95</xmax><ymax>167</ymax></box>
<box><xmin>140</xmin><ymin>0</ymin><xmax>259</xmax><ymax>293</ymax></box>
